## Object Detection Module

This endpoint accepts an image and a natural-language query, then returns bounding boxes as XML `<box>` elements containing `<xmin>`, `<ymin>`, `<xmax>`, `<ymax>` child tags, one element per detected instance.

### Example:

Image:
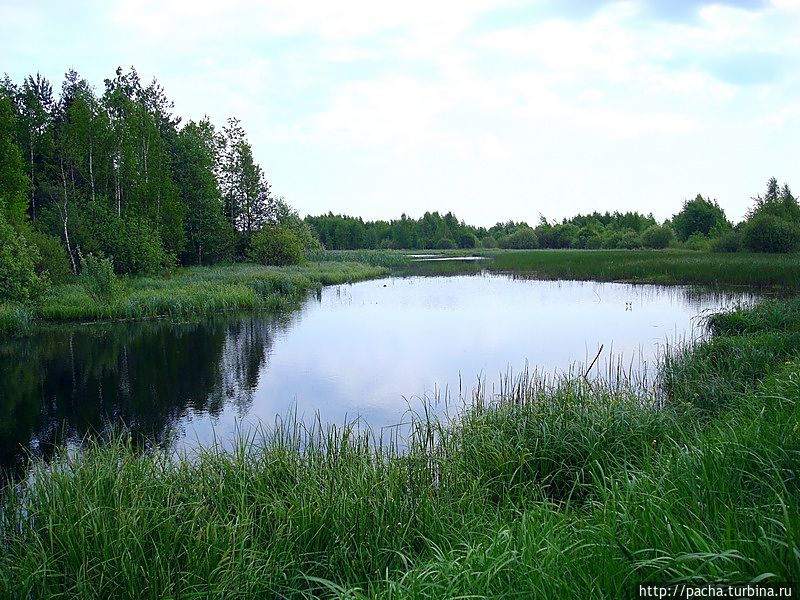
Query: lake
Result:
<box><xmin>0</xmin><ymin>273</ymin><xmax>754</xmax><ymax>476</ymax></box>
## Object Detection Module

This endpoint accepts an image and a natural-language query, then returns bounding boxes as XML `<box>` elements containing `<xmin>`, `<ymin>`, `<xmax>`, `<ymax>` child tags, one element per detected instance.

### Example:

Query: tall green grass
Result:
<box><xmin>1</xmin><ymin>295</ymin><xmax>799</xmax><ymax>598</ymax></box>
<box><xmin>315</xmin><ymin>248</ymin><xmax>800</xmax><ymax>289</ymax></box>
<box><xmin>30</xmin><ymin>262</ymin><xmax>387</xmax><ymax>324</ymax></box>
<box><xmin>0</xmin><ymin>303</ymin><xmax>33</xmax><ymax>337</ymax></box>
<box><xmin>486</xmin><ymin>249</ymin><xmax>800</xmax><ymax>289</ymax></box>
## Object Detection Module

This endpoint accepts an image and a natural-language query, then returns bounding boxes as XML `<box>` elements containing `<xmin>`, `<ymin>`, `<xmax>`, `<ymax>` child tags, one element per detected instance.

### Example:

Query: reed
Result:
<box><xmin>7</xmin><ymin>262</ymin><xmax>387</xmax><ymax>330</ymax></box>
<box><xmin>1</xmin><ymin>295</ymin><xmax>798</xmax><ymax>598</ymax></box>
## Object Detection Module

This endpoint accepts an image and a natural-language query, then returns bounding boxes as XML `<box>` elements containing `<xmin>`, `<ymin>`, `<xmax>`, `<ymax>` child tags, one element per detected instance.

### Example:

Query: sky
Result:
<box><xmin>1</xmin><ymin>0</ymin><xmax>798</xmax><ymax>226</ymax></box>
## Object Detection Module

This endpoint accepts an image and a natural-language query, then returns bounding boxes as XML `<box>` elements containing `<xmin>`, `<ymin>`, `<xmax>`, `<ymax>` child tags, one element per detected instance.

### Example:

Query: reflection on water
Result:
<box><xmin>0</xmin><ymin>274</ymin><xmax>755</xmax><ymax>478</ymax></box>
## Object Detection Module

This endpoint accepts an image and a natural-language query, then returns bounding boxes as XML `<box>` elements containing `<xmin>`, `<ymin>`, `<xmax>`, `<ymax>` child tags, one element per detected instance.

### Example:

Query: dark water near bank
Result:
<box><xmin>0</xmin><ymin>274</ymin><xmax>754</xmax><ymax>476</ymax></box>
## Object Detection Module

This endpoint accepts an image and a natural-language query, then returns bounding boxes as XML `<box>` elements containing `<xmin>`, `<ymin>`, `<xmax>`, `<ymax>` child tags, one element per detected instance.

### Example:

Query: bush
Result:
<box><xmin>499</xmin><ymin>227</ymin><xmax>539</xmax><ymax>249</ymax></box>
<box><xmin>79</xmin><ymin>253</ymin><xmax>120</xmax><ymax>303</ymax></box>
<box><xmin>480</xmin><ymin>235</ymin><xmax>497</xmax><ymax>249</ymax></box>
<box><xmin>711</xmin><ymin>229</ymin><xmax>742</xmax><ymax>253</ymax></box>
<box><xmin>601</xmin><ymin>232</ymin><xmax>622</xmax><ymax>249</ymax></box>
<box><xmin>24</xmin><ymin>229</ymin><xmax>73</xmax><ymax>282</ymax></box>
<box><xmin>248</xmin><ymin>227</ymin><xmax>305</xmax><ymax>266</ymax></box>
<box><xmin>684</xmin><ymin>233</ymin><xmax>711</xmax><ymax>252</ymax></box>
<box><xmin>435</xmin><ymin>238</ymin><xmax>456</xmax><ymax>249</ymax></box>
<box><xmin>457</xmin><ymin>232</ymin><xmax>478</xmax><ymax>249</ymax></box>
<box><xmin>741</xmin><ymin>214</ymin><xmax>800</xmax><ymax>253</ymax></box>
<box><xmin>573</xmin><ymin>227</ymin><xmax>601</xmax><ymax>249</ymax></box>
<box><xmin>75</xmin><ymin>202</ymin><xmax>168</xmax><ymax>275</ymax></box>
<box><xmin>672</xmin><ymin>195</ymin><xmax>730</xmax><ymax>241</ymax></box>
<box><xmin>617</xmin><ymin>231</ymin><xmax>641</xmax><ymax>249</ymax></box>
<box><xmin>0</xmin><ymin>212</ymin><xmax>48</xmax><ymax>303</ymax></box>
<box><xmin>585</xmin><ymin>235</ymin><xmax>603</xmax><ymax>249</ymax></box>
<box><xmin>641</xmin><ymin>225</ymin><xmax>674</xmax><ymax>249</ymax></box>
<box><xmin>551</xmin><ymin>223</ymin><xmax>579</xmax><ymax>248</ymax></box>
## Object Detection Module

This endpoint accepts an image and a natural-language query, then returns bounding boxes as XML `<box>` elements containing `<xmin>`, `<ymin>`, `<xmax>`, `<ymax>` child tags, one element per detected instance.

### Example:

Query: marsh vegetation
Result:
<box><xmin>1</xmin><ymin>296</ymin><xmax>798</xmax><ymax>598</ymax></box>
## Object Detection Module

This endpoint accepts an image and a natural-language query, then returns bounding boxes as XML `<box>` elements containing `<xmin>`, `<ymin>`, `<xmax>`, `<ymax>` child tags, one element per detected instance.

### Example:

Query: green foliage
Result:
<box><xmin>436</xmin><ymin>237</ymin><xmax>456</xmax><ymax>249</ymax></box>
<box><xmin>672</xmin><ymin>195</ymin><xmax>730</xmax><ymax>242</ymax></box>
<box><xmin>617</xmin><ymin>230</ymin><xmax>642</xmax><ymax>249</ymax></box>
<box><xmin>0</xmin><ymin>302</ymin><xmax>34</xmax><ymax>337</ymax></box>
<box><xmin>483</xmin><ymin>249</ymin><xmax>800</xmax><ymax>288</ymax></box>
<box><xmin>457</xmin><ymin>231</ymin><xmax>478</xmax><ymax>249</ymax></box>
<box><xmin>0</xmin><ymin>96</ymin><xmax>30</xmax><ymax>225</ymax></box>
<box><xmin>248</xmin><ymin>227</ymin><xmax>305</xmax><ymax>266</ymax></box>
<box><xmin>0</xmin><ymin>212</ymin><xmax>48</xmax><ymax>303</ymax></box>
<box><xmin>270</xmin><ymin>198</ymin><xmax>322</xmax><ymax>254</ymax></box>
<box><xmin>481</xmin><ymin>235</ymin><xmax>498</xmax><ymax>248</ymax></box>
<box><xmin>74</xmin><ymin>201</ymin><xmax>169</xmax><ymax>275</ymax></box>
<box><xmin>550</xmin><ymin>223</ymin><xmax>579</xmax><ymax>248</ymax></box>
<box><xmin>174</xmin><ymin>119</ymin><xmax>235</xmax><ymax>265</ymax></box>
<box><xmin>572</xmin><ymin>226</ymin><xmax>601</xmax><ymax>249</ymax></box>
<box><xmin>640</xmin><ymin>224</ymin><xmax>674</xmax><ymax>249</ymax></box>
<box><xmin>499</xmin><ymin>227</ymin><xmax>539</xmax><ymax>249</ymax></box>
<box><xmin>741</xmin><ymin>214</ymin><xmax>800</xmax><ymax>253</ymax></box>
<box><xmin>23</xmin><ymin>228</ymin><xmax>73</xmax><ymax>282</ymax></box>
<box><xmin>684</xmin><ymin>232</ymin><xmax>711</xmax><ymax>251</ymax></box>
<box><xmin>747</xmin><ymin>177</ymin><xmax>800</xmax><ymax>223</ymax></box>
<box><xmin>38</xmin><ymin>262</ymin><xmax>386</xmax><ymax>323</ymax></box>
<box><xmin>711</xmin><ymin>228</ymin><xmax>743</xmax><ymax>253</ymax></box>
<box><xmin>79</xmin><ymin>253</ymin><xmax>120</xmax><ymax>303</ymax></box>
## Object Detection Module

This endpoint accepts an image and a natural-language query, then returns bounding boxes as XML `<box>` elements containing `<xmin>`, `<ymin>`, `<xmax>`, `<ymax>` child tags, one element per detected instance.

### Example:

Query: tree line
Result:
<box><xmin>0</xmin><ymin>67</ymin><xmax>317</xmax><ymax>291</ymax></box>
<box><xmin>305</xmin><ymin>180</ymin><xmax>799</xmax><ymax>254</ymax></box>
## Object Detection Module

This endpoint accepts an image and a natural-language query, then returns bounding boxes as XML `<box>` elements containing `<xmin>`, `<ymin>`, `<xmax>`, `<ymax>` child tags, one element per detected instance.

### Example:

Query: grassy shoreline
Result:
<box><xmin>0</xmin><ymin>261</ymin><xmax>388</xmax><ymax>338</ymax></box>
<box><xmin>4</xmin><ymin>249</ymin><xmax>797</xmax><ymax>338</ymax></box>
<box><xmin>1</xmin><ymin>295</ymin><xmax>799</xmax><ymax>597</ymax></box>
<box><xmin>316</xmin><ymin>248</ymin><xmax>800</xmax><ymax>290</ymax></box>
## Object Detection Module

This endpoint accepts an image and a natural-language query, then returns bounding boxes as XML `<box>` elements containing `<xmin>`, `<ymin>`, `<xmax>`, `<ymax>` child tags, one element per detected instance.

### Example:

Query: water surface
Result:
<box><xmin>0</xmin><ymin>274</ymin><xmax>754</xmax><ymax>475</ymax></box>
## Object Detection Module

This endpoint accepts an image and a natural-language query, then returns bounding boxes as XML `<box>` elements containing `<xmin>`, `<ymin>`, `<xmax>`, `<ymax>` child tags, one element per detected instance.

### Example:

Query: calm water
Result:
<box><xmin>0</xmin><ymin>274</ymin><xmax>754</xmax><ymax>475</ymax></box>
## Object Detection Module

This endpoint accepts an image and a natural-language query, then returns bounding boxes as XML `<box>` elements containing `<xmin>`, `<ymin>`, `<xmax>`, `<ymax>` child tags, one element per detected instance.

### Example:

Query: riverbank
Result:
<box><xmin>4</xmin><ymin>250</ymin><xmax>796</xmax><ymax>339</ymax></box>
<box><xmin>2</xmin><ymin>296</ymin><xmax>798</xmax><ymax>598</ymax></box>
<box><xmin>315</xmin><ymin>248</ymin><xmax>800</xmax><ymax>289</ymax></box>
<box><xmin>0</xmin><ymin>262</ymin><xmax>388</xmax><ymax>338</ymax></box>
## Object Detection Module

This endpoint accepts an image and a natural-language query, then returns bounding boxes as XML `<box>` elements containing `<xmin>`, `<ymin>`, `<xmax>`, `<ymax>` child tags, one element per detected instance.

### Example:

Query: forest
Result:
<box><xmin>306</xmin><ymin>183</ymin><xmax>800</xmax><ymax>253</ymax></box>
<box><xmin>0</xmin><ymin>68</ymin><xmax>318</xmax><ymax>295</ymax></box>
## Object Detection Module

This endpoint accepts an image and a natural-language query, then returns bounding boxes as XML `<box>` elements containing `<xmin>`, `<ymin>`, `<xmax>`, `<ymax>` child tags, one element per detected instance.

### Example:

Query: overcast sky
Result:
<box><xmin>2</xmin><ymin>0</ymin><xmax>798</xmax><ymax>225</ymax></box>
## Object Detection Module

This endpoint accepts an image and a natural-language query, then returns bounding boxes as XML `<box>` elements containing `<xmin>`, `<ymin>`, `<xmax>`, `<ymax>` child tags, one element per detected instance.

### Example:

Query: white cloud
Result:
<box><xmin>1</xmin><ymin>0</ymin><xmax>798</xmax><ymax>224</ymax></box>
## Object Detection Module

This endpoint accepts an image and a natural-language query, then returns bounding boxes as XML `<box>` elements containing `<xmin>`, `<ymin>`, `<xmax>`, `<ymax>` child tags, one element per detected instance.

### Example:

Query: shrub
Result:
<box><xmin>573</xmin><ymin>227</ymin><xmax>601</xmax><ymax>249</ymax></box>
<box><xmin>641</xmin><ymin>225</ymin><xmax>674</xmax><ymax>249</ymax></box>
<box><xmin>672</xmin><ymin>195</ymin><xmax>730</xmax><ymax>241</ymax></box>
<box><xmin>0</xmin><ymin>212</ymin><xmax>48</xmax><ymax>303</ymax></box>
<box><xmin>601</xmin><ymin>232</ymin><xmax>622</xmax><ymax>249</ymax></box>
<box><xmin>617</xmin><ymin>231</ymin><xmax>641</xmax><ymax>249</ymax></box>
<box><xmin>684</xmin><ymin>232</ymin><xmax>711</xmax><ymax>252</ymax></box>
<box><xmin>435</xmin><ymin>238</ymin><xmax>456</xmax><ymax>249</ymax></box>
<box><xmin>551</xmin><ymin>223</ymin><xmax>579</xmax><ymax>248</ymax></box>
<box><xmin>79</xmin><ymin>253</ymin><xmax>120</xmax><ymax>303</ymax></box>
<box><xmin>457</xmin><ymin>232</ymin><xmax>478</xmax><ymax>249</ymax></box>
<box><xmin>76</xmin><ymin>202</ymin><xmax>168</xmax><ymax>275</ymax></box>
<box><xmin>741</xmin><ymin>214</ymin><xmax>800</xmax><ymax>253</ymax></box>
<box><xmin>711</xmin><ymin>229</ymin><xmax>742</xmax><ymax>253</ymax></box>
<box><xmin>499</xmin><ymin>227</ymin><xmax>539</xmax><ymax>249</ymax></box>
<box><xmin>248</xmin><ymin>227</ymin><xmax>305</xmax><ymax>266</ymax></box>
<box><xmin>480</xmin><ymin>235</ymin><xmax>498</xmax><ymax>249</ymax></box>
<box><xmin>25</xmin><ymin>229</ymin><xmax>73</xmax><ymax>282</ymax></box>
<box><xmin>585</xmin><ymin>235</ymin><xmax>603</xmax><ymax>249</ymax></box>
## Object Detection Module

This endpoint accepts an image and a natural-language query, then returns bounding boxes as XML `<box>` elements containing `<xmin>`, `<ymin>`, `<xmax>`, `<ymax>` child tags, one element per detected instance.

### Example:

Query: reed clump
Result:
<box><xmin>15</xmin><ymin>262</ymin><xmax>387</xmax><ymax>328</ymax></box>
